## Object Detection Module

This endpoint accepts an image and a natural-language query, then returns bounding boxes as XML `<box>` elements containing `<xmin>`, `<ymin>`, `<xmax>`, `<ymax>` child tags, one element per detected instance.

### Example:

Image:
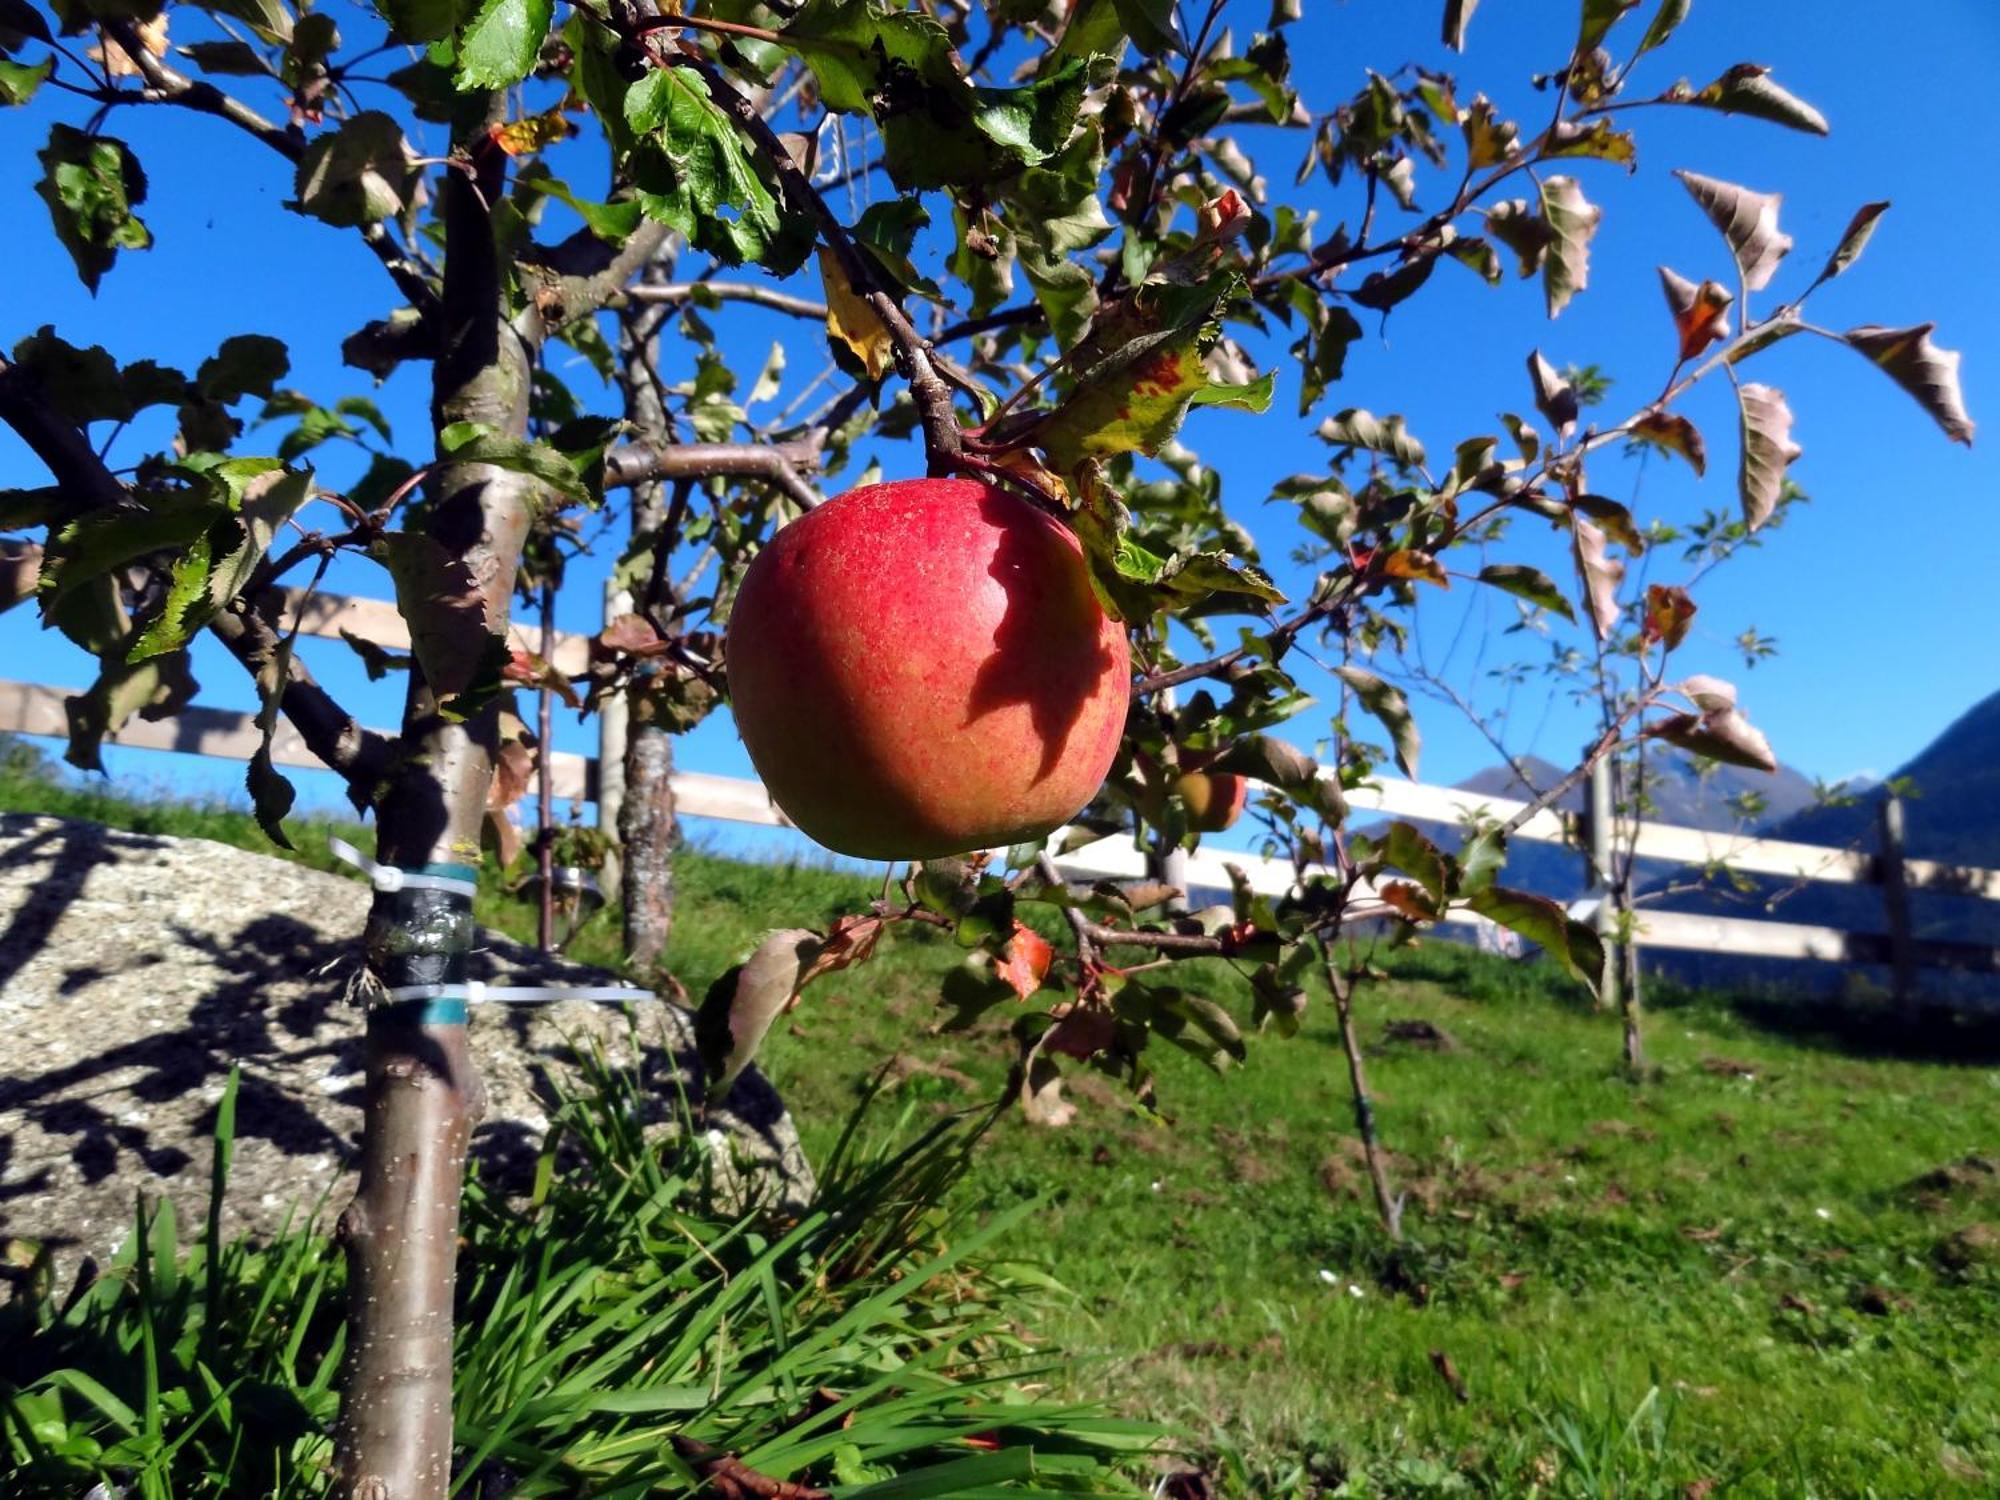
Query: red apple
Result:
<box><xmin>726</xmin><ymin>477</ymin><xmax>1131</xmax><ymax>860</ymax></box>
<box><xmin>1175</xmin><ymin>770</ymin><xmax>1249</xmax><ymax>833</ymax></box>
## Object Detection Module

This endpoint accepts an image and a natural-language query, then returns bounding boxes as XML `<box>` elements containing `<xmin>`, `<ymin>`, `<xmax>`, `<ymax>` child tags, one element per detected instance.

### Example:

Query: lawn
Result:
<box><xmin>4</xmin><ymin>746</ymin><xmax>1997</xmax><ymax>1496</ymax></box>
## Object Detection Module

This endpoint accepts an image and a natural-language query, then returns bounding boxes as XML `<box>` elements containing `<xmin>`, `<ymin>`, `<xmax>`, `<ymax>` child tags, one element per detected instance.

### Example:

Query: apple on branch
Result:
<box><xmin>727</xmin><ymin>478</ymin><xmax>1131</xmax><ymax>860</ymax></box>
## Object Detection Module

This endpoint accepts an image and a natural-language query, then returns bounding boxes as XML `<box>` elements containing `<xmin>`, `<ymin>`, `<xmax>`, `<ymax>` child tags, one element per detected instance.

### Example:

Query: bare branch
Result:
<box><xmin>603</xmin><ymin>437</ymin><xmax>825</xmax><ymax>509</ymax></box>
<box><xmin>625</xmin><ymin>280</ymin><xmax>831</xmax><ymax>320</ymax></box>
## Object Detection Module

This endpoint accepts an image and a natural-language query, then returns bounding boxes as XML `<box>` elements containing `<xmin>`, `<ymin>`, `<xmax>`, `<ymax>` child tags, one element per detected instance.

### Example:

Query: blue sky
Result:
<box><xmin>1</xmin><ymin>0</ymin><xmax>1994</xmax><ymax>862</ymax></box>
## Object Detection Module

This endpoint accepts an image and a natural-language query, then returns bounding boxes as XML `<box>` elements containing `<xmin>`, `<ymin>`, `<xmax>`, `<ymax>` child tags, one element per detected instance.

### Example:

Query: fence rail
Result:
<box><xmin>4</xmin><ymin>578</ymin><xmax>1997</xmax><ymax>985</ymax></box>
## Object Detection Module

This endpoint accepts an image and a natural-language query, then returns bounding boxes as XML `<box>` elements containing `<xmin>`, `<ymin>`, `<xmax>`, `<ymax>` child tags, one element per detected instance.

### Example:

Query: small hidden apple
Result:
<box><xmin>1174</xmin><ymin>770</ymin><xmax>1250</xmax><ymax>833</ymax></box>
<box><xmin>726</xmin><ymin>477</ymin><xmax>1131</xmax><ymax>860</ymax></box>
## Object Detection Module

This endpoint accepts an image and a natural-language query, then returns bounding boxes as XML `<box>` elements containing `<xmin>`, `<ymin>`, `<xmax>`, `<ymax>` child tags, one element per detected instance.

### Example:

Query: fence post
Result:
<box><xmin>1585</xmin><ymin>753</ymin><xmax>1622</xmax><ymax>1013</ymax></box>
<box><xmin>597</xmin><ymin>578</ymin><xmax>631</xmax><ymax>894</ymax></box>
<box><xmin>1878</xmin><ymin>790</ymin><xmax>1915</xmax><ymax>1010</ymax></box>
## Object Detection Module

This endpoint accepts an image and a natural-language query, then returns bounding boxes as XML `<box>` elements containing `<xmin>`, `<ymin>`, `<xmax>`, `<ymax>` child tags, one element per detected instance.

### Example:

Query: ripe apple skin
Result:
<box><xmin>1176</xmin><ymin>770</ymin><xmax>1250</xmax><ymax>833</ymax></box>
<box><xmin>727</xmin><ymin>477</ymin><xmax>1131</xmax><ymax>860</ymax></box>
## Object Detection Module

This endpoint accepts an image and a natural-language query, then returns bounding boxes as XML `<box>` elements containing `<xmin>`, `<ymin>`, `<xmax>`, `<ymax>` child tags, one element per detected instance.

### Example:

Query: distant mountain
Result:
<box><xmin>1359</xmin><ymin>693</ymin><xmax>2000</xmax><ymax>1002</ymax></box>
<box><xmin>1641</xmin><ymin>688</ymin><xmax>2000</xmax><ymax>999</ymax></box>
<box><xmin>1371</xmin><ymin>748</ymin><xmax>1820</xmax><ymax>906</ymax></box>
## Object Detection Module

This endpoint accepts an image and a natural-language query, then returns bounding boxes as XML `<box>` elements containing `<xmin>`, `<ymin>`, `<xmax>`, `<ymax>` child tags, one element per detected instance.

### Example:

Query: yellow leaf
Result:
<box><xmin>817</xmin><ymin>248</ymin><xmax>893</xmax><ymax>381</ymax></box>
<box><xmin>489</xmin><ymin>107</ymin><xmax>575</xmax><ymax>158</ymax></box>
<box><xmin>91</xmin><ymin>15</ymin><xmax>168</xmax><ymax>79</ymax></box>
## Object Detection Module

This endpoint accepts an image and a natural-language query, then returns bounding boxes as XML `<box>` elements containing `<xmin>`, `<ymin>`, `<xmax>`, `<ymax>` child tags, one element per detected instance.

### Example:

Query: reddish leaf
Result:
<box><xmin>1641</xmin><ymin>583</ymin><xmax>1696</xmax><ymax>650</ymax></box>
<box><xmin>995</xmin><ymin>920</ymin><xmax>1055</xmax><ymax>1000</ymax></box>
<box><xmin>597</xmin><ymin>611</ymin><xmax>672</xmax><ymax>658</ymax></box>
<box><xmin>1380</xmin><ymin>549</ymin><xmax>1449</xmax><ymax>588</ymax></box>
<box><xmin>1657</xmin><ymin>267</ymin><xmax>1732</xmax><ymax>361</ymax></box>
<box><xmin>799</xmin><ymin>912</ymin><xmax>886</xmax><ymax>986</ymax></box>
<box><xmin>1378</xmin><ymin>880</ymin><xmax>1438</xmax><ymax>923</ymax></box>
<box><xmin>1043</xmin><ymin>1004</ymin><xmax>1117</xmax><ymax>1060</ymax></box>
<box><xmin>1628</xmin><ymin>409</ymin><xmax>1706</xmax><ymax>476</ymax></box>
<box><xmin>504</xmin><ymin>648</ymin><xmax>583</xmax><ymax>710</ymax></box>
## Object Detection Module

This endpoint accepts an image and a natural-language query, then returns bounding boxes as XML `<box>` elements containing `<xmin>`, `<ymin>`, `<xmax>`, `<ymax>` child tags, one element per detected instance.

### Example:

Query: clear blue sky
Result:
<box><xmin>1</xmin><ymin>0</ymin><xmax>1993</xmax><ymax>861</ymax></box>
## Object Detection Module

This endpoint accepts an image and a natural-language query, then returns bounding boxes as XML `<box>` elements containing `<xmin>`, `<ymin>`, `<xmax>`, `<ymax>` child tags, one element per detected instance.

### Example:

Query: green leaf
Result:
<box><xmin>1028</xmin><ymin>318</ymin><xmax>1272</xmax><ymax>472</ymax></box>
<box><xmin>625</xmin><ymin>67</ymin><xmax>812</xmax><ymax>271</ymax></box>
<box><xmin>1633</xmin><ymin>0</ymin><xmax>1689</xmax><ymax>56</ymax></box>
<box><xmin>1111</xmin><ymin>0</ymin><xmax>1184</xmax><ymax>55</ymax></box>
<box><xmin>1686</xmin><ymin>63</ymin><xmax>1828</xmax><ymax>135</ymax></box>
<box><xmin>1843</xmin><ymin>323</ymin><xmax>1974</xmax><ymax>446</ymax></box>
<box><xmin>179</xmin><ymin>39</ymin><xmax>270</xmax><ymax>74</ymax></box>
<box><xmin>1336</xmin><ymin>665</ymin><xmax>1420</xmax><ymax>778</ymax></box>
<box><xmin>1456</xmin><ymin>828</ymin><xmax>1506</xmax><ymax>896</ymax></box>
<box><xmin>1382</xmin><ymin>821</ymin><xmax>1447</xmax><ymax>903</ymax></box>
<box><xmin>377</xmin><ymin>0</ymin><xmax>459</xmax><ymax>44</ymax></box>
<box><xmin>0</xmin><ymin>0</ymin><xmax>53</xmax><ymax>47</ymax></box>
<box><xmin>440</xmin><ymin>420</ymin><xmax>593</xmax><ymax>506</ymax></box>
<box><xmin>1465</xmin><ymin>885</ymin><xmax>1604</xmax><ymax>995</ymax></box>
<box><xmin>9</xmin><ymin>326</ymin><xmax>133</xmax><ymax>424</ymax></box>
<box><xmin>1544</xmin><ymin>118</ymin><xmax>1636</xmax><ymax>171</ymax></box>
<box><xmin>1576</xmin><ymin>0</ymin><xmax>1640</xmax><ymax>52</ymax></box>
<box><xmin>197</xmin><ymin>334</ymin><xmax>289</xmax><ymax>404</ymax></box>
<box><xmin>454</xmin><ymin>0</ymin><xmax>550</xmax><ymax>88</ymax></box>
<box><xmin>1538</xmin><ymin>175</ymin><xmax>1600</xmax><ymax>318</ymax></box>
<box><xmin>1818</xmin><ymin>200</ymin><xmax>1888</xmax><ymax>283</ymax></box>
<box><xmin>36</xmin><ymin>124</ymin><xmax>152</xmax><ymax>293</ymax></box>
<box><xmin>1316</xmin><ymin>408</ymin><xmax>1426</xmax><ymax>469</ymax></box>
<box><xmin>1735</xmin><ymin>381</ymin><xmax>1800</xmax><ymax>530</ymax></box>
<box><xmin>0</xmin><ymin>55</ymin><xmax>50</xmax><ymax>105</ymax></box>
<box><xmin>1293</xmin><ymin>305</ymin><xmax>1363</xmax><ymax>415</ymax></box>
<box><xmin>1476</xmin><ymin>563</ymin><xmax>1575</xmax><ymax>621</ymax></box>
<box><xmin>1674</xmin><ymin>169</ymin><xmax>1791</xmax><ymax>293</ymax></box>
<box><xmin>293</xmin><ymin>111</ymin><xmax>419</xmax><ymax>227</ymax></box>
<box><xmin>40</xmin><ymin>494</ymin><xmax>226</xmax><ymax>617</ymax></box>
<box><xmin>246</xmin><ymin>636</ymin><xmax>296</xmax><ymax>847</ymax></box>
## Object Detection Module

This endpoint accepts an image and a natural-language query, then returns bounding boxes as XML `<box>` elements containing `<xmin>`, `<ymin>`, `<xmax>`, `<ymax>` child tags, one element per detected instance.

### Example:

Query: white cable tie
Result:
<box><xmin>330</xmin><ymin>837</ymin><xmax>480</xmax><ymax>901</ymax></box>
<box><xmin>381</xmin><ymin>982</ymin><xmax>656</xmax><ymax>1006</ymax></box>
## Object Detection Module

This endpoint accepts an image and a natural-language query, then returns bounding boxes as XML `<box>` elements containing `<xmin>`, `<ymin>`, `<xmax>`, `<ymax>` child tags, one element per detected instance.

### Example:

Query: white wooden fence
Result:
<box><xmin>3</xmin><ymin>577</ymin><xmax>1996</xmax><ymax>986</ymax></box>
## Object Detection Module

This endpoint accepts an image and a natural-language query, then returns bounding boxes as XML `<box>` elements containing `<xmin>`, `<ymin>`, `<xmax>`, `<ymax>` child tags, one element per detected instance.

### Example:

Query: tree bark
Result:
<box><xmin>615</xmin><ymin>295</ymin><xmax>680</xmax><ymax>969</ymax></box>
<box><xmin>335</xmin><ymin>93</ymin><xmax>537</xmax><ymax>1499</ymax></box>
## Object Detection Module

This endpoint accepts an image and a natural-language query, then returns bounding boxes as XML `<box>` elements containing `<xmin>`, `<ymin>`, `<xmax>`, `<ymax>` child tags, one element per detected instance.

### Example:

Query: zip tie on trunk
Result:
<box><xmin>329</xmin><ymin>836</ymin><xmax>481</xmax><ymax>899</ymax></box>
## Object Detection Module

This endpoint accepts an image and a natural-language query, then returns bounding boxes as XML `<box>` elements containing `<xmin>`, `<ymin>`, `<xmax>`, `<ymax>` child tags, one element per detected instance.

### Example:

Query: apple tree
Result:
<box><xmin>0</xmin><ymin>0</ymin><xmax>1971</xmax><ymax>1492</ymax></box>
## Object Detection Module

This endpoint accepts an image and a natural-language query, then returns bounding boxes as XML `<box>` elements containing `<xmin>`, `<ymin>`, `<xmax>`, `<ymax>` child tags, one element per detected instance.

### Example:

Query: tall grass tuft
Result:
<box><xmin>1</xmin><ymin>1062</ymin><xmax>1151</xmax><ymax>1496</ymax></box>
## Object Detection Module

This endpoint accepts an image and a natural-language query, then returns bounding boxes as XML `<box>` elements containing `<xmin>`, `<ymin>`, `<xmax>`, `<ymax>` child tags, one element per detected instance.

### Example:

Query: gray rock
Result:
<box><xmin>0</xmin><ymin>813</ymin><xmax>812</xmax><ymax>1273</ymax></box>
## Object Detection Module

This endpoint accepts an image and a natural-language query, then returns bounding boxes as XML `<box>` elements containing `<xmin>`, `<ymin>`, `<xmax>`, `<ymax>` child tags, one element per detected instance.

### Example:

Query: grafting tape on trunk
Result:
<box><xmin>335</xmin><ymin>837</ymin><xmax>482</xmax><ymax>1026</ymax></box>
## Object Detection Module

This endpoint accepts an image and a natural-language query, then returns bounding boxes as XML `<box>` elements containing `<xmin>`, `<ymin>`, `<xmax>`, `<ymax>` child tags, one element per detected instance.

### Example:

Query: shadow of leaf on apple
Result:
<box><xmin>962</xmin><ymin>490</ymin><xmax>1120</xmax><ymax>785</ymax></box>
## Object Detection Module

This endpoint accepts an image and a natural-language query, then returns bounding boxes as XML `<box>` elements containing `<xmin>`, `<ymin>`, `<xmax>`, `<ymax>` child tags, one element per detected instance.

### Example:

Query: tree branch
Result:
<box><xmin>624</xmin><ymin>280</ymin><xmax>830</xmax><ymax>320</ymax></box>
<box><xmin>104</xmin><ymin>21</ymin><xmax>442</xmax><ymax>318</ymax></box>
<box><xmin>603</xmin><ymin>437</ymin><xmax>825</xmax><ymax>509</ymax></box>
<box><xmin>0</xmin><ymin>366</ymin><xmax>391</xmax><ymax>797</ymax></box>
<box><xmin>680</xmin><ymin>54</ymin><xmax>966</xmax><ymax>475</ymax></box>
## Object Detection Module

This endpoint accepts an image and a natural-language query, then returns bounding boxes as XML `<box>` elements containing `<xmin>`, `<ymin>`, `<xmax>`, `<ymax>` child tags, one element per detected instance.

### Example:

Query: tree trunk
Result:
<box><xmin>621</xmin><ymin>722</ymin><xmax>679</xmax><ymax>969</ymax></box>
<box><xmin>616</xmin><ymin>294</ymin><xmax>680</xmax><ymax>969</ymax></box>
<box><xmin>335</xmin><ymin>92</ymin><xmax>536</xmax><ymax>1499</ymax></box>
<box><xmin>1322</xmin><ymin>941</ymin><xmax>1402</xmax><ymax>1242</ymax></box>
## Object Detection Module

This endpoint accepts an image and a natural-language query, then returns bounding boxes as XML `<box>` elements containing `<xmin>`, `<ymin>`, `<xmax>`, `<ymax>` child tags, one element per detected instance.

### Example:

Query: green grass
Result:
<box><xmin>5</xmin><ymin>739</ymin><xmax>1998</xmax><ymax>1496</ymax></box>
